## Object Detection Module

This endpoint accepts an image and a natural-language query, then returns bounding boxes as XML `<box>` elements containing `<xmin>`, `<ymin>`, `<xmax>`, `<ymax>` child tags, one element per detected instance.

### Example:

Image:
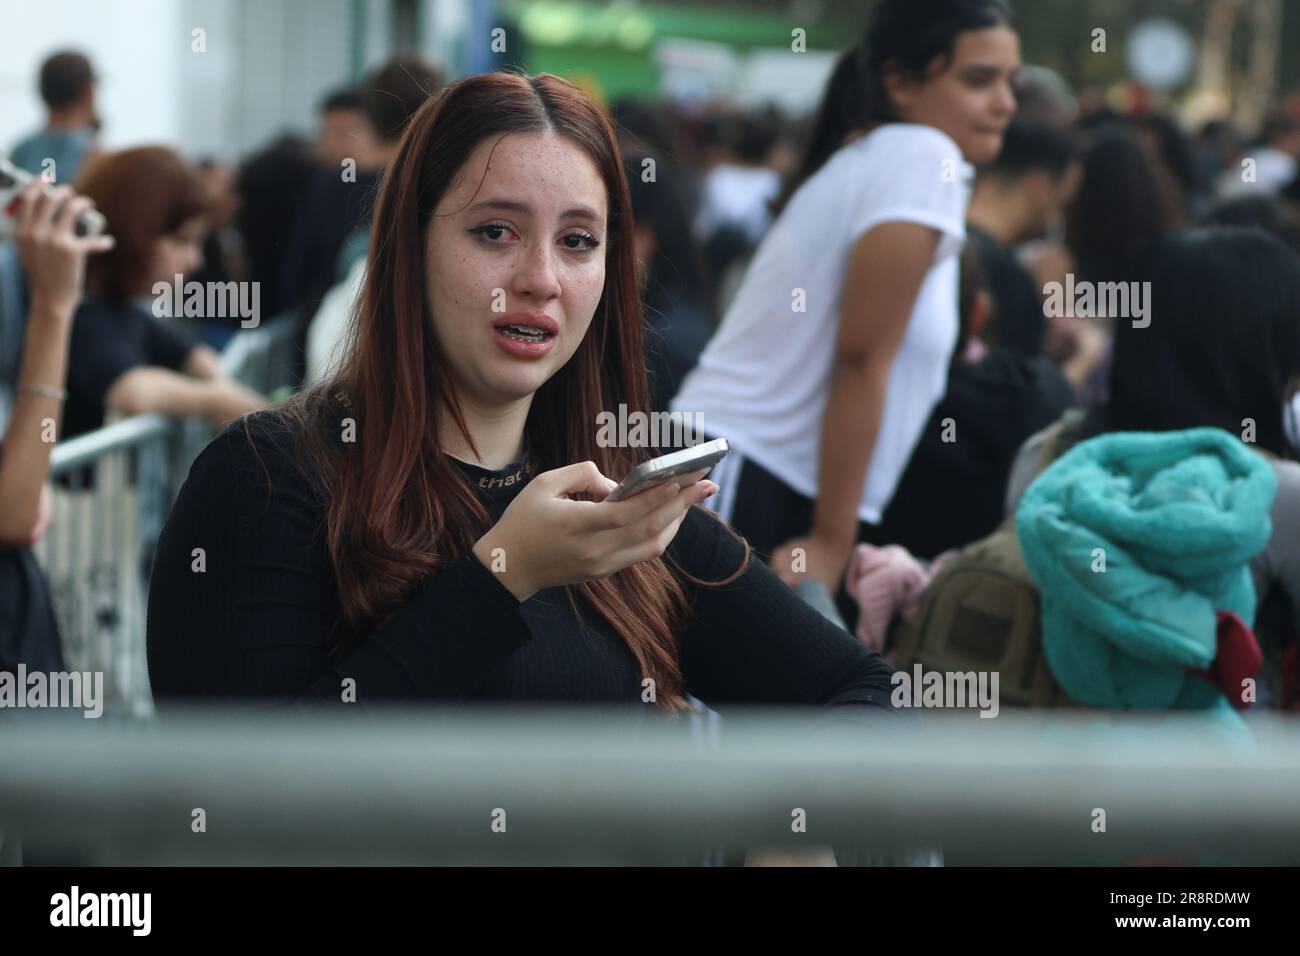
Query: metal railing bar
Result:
<box><xmin>2</xmin><ymin>709</ymin><xmax>1298</xmax><ymax>865</ymax></box>
<box><xmin>48</xmin><ymin>414</ymin><xmax>172</xmax><ymax>473</ymax></box>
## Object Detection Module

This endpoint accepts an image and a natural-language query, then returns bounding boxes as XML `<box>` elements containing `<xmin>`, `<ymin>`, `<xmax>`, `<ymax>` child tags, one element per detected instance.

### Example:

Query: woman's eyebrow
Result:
<box><xmin>961</xmin><ymin>64</ymin><xmax>1012</xmax><ymax>79</ymax></box>
<box><xmin>468</xmin><ymin>197</ymin><xmax>603</xmax><ymax>222</ymax></box>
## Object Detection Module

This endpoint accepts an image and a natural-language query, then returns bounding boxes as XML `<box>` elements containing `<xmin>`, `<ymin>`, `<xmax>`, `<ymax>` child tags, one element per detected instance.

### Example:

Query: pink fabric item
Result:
<box><xmin>962</xmin><ymin>337</ymin><xmax>988</xmax><ymax>364</ymax></box>
<box><xmin>844</xmin><ymin>544</ymin><xmax>931</xmax><ymax>653</ymax></box>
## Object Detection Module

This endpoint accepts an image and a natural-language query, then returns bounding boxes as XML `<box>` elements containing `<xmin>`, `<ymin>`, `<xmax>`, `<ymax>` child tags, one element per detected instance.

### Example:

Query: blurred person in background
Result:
<box><xmin>234</xmin><ymin>134</ymin><xmax>319</xmax><ymax>321</ymax></box>
<box><xmin>867</xmin><ymin>244</ymin><xmax>1072</xmax><ymax>559</ymax></box>
<box><xmin>695</xmin><ymin>112</ymin><xmax>782</xmax><ymax>300</ymax></box>
<box><xmin>62</xmin><ymin>146</ymin><xmax>265</xmax><ymax>440</ymax></box>
<box><xmin>1065</xmin><ymin>123</ymin><xmax>1178</xmax><ymax>284</ymax></box>
<box><xmin>8</xmin><ymin>50</ymin><xmax>100</xmax><ymax>186</ymax></box>
<box><xmin>623</xmin><ymin>150</ymin><xmax>714</xmax><ymax>414</ymax></box>
<box><xmin>611</xmin><ymin>99</ymin><xmax>705</xmax><ymax>255</ymax></box>
<box><xmin>763</xmin><ymin>111</ymin><xmax>807</xmax><ymax>184</ymax></box>
<box><xmin>1206</xmin><ymin>194</ymin><xmax>1300</xmax><ymax>256</ymax></box>
<box><xmin>965</xmin><ymin>115</ymin><xmax>1078</xmax><ymax>357</ymax></box>
<box><xmin>673</xmin><ymin>0</ymin><xmax>1019</xmax><ymax>611</ymax></box>
<box><xmin>1218</xmin><ymin>109</ymin><xmax>1300</xmax><ymax>200</ymax></box>
<box><xmin>296</xmin><ymin>58</ymin><xmax>442</xmax><ymax>385</ymax></box>
<box><xmin>1133</xmin><ymin>113</ymin><xmax>1200</xmax><ymax>222</ymax></box>
<box><xmin>1057</xmin><ymin>123</ymin><xmax>1176</xmax><ymax>402</ymax></box>
<box><xmin>283</xmin><ymin>56</ymin><xmax>442</xmax><ymax>324</ymax></box>
<box><xmin>1204</xmin><ymin>194</ymin><xmax>1300</xmax><ymax>452</ymax></box>
<box><xmin>0</xmin><ymin>180</ymin><xmax>114</xmax><ymax>673</ymax></box>
<box><xmin>188</xmin><ymin>158</ymin><xmax>247</xmax><ymax>350</ymax></box>
<box><xmin>315</xmin><ymin>87</ymin><xmax>377</xmax><ymax>169</ymax></box>
<box><xmin>611</xmin><ymin>99</ymin><xmax>686</xmax><ymax>167</ymax></box>
<box><xmin>1281</xmin><ymin>161</ymin><xmax>1300</xmax><ymax>215</ymax></box>
<box><xmin>1008</xmin><ymin>64</ymin><xmax>1077</xmax><ymax>128</ymax></box>
<box><xmin>983</xmin><ymin>75</ymin><xmax>1081</xmax><ymax>360</ymax></box>
<box><xmin>1195</xmin><ymin>118</ymin><xmax>1247</xmax><ymax>198</ymax></box>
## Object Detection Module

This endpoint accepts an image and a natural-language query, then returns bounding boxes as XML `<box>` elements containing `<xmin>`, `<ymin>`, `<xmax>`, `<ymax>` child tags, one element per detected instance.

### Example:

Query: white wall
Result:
<box><xmin>209</xmin><ymin>0</ymin><xmax>358</xmax><ymax>160</ymax></box>
<box><xmin>0</xmin><ymin>0</ymin><xmax>362</xmax><ymax>165</ymax></box>
<box><xmin>0</xmin><ymin>0</ymin><xmax>185</xmax><ymax>154</ymax></box>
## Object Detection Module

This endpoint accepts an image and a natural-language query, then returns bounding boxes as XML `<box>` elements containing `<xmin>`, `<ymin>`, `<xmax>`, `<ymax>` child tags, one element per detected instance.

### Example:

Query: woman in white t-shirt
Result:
<box><xmin>672</xmin><ymin>0</ymin><xmax>1020</xmax><ymax>595</ymax></box>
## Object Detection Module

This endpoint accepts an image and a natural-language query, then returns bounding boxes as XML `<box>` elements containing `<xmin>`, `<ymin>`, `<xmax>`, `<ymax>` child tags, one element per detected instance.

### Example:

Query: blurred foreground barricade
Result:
<box><xmin>1</xmin><ymin>708</ymin><xmax>1299</xmax><ymax>866</ymax></box>
<box><xmin>31</xmin><ymin>316</ymin><xmax>300</xmax><ymax>718</ymax></box>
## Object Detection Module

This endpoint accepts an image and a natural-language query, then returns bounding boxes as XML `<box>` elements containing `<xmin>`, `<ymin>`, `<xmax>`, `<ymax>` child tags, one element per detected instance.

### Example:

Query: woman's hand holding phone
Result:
<box><xmin>13</xmin><ymin>180</ymin><xmax>115</xmax><ymax>320</ymax></box>
<box><xmin>471</xmin><ymin>460</ymin><xmax>718</xmax><ymax>602</ymax></box>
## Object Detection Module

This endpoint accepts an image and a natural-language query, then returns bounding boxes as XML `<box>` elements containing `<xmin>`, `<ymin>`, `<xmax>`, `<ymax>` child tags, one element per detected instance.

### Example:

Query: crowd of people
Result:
<box><xmin>4</xmin><ymin>0</ymin><xmax>1300</xmax><ymax>734</ymax></box>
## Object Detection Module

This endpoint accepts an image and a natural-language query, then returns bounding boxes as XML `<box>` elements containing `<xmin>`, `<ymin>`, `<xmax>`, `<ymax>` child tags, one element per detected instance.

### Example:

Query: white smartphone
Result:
<box><xmin>606</xmin><ymin>438</ymin><xmax>729</xmax><ymax>502</ymax></box>
<box><xmin>0</xmin><ymin>157</ymin><xmax>107</xmax><ymax>241</ymax></box>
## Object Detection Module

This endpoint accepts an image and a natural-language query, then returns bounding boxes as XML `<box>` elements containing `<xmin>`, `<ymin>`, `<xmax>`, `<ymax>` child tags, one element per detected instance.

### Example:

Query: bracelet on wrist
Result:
<box><xmin>27</xmin><ymin>297</ymin><xmax>78</xmax><ymax>322</ymax></box>
<box><xmin>17</xmin><ymin>382</ymin><xmax>68</xmax><ymax>401</ymax></box>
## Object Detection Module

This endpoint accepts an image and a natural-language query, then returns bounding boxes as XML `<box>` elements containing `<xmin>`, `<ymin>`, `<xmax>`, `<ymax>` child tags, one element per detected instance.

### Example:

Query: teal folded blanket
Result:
<box><xmin>1016</xmin><ymin>428</ymin><xmax>1276</xmax><ymax>718</ymax></box>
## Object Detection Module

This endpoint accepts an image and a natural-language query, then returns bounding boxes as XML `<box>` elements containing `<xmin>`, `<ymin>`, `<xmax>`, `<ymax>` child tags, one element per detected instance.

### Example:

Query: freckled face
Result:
<box><xmin>424</xmin><ymin>131</ymin><xmax>609</xmax><ymax>406</ymax></box>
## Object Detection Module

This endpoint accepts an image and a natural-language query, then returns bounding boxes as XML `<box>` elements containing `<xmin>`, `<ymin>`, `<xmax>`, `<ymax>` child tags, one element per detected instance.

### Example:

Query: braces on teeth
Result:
<box><xmin>501</xmin><ymin>325</ymin><xmax>550</xmax><ymax>341</ymax></box>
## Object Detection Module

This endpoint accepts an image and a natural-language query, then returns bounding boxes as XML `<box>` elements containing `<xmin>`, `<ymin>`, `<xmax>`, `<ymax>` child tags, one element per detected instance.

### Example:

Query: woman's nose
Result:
<box><xmin>997</xmin><ymin>80</ymin><xmax>1017</xmax><ymax>116</ymax></box>
<box><xmin>512</xmin><ymin>242</ymin><xmax>561</xmax><ymax>300</ymax></box>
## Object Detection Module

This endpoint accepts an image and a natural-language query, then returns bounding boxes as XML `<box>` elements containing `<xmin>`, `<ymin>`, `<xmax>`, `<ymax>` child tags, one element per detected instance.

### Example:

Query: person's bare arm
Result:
<box><xmin>0</xmin><ymin>183</ymin><xmax>114</xmax><ymax>548</ymax></box>
<box><xmin>0</xmin><ymin>300</ymin><xmax>74</xmax><ymax>547</ymax></box>
<box><xmin>1057</xmin><ymin>320</ymin><xmax>1109</xmax><ymax>391</ymax></box>
<box><xmin>773</xmin><ymin>222</ymin><xmax>940</xmax><ymax>589</ymax></box>
<box><xmin>181</xmin><ymin>344</ymin><xmax>223</xmax><ymax>380</ymax></box>
<box><xmin>104</xmin><ymin>366</ymin><xmax>266</xmax><ymax>427</ymax></box>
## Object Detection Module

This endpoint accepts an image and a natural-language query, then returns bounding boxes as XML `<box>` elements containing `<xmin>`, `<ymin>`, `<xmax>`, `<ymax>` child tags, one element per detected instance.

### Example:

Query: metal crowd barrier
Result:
<box><xmin>1</xmin><ymin>709</ymin><xmax>1298</xmax><ymax>865</ymax></box>
<box><xmin>33</xmin><ymin>414</ymin><xmax>178</xmax><ymax>718</ymax></box>
<box><xmin>30</xmin><ymin>316</ymin><xmax>301</xmax><ymax>719</ymax></box>
<box><xmin>216</xmin><ymin>315</ymin><xmax>302</xmax><ymax>396</ymax></box>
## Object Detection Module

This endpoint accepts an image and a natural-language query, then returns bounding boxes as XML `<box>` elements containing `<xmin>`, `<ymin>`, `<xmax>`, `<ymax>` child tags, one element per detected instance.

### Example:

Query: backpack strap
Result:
<box><xmin>1037</xmin><ymin>407</ymin><xmax>1087</xmax><ymax>473</ymax></box>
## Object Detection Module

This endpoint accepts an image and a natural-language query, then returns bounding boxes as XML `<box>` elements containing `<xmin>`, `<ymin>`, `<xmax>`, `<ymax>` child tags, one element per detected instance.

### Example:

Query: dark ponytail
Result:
<box><xmin>777</xmin><ymin>0</ymin><xmax>1014</xmax><ymax>211</ymax></box>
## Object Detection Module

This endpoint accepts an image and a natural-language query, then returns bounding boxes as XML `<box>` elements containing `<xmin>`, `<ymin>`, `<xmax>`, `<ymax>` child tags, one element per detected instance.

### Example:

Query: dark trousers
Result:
<box><xmin>703</xmin><ymin>438</ymin><xmax>880</xmax><ymax>631</ymax></box>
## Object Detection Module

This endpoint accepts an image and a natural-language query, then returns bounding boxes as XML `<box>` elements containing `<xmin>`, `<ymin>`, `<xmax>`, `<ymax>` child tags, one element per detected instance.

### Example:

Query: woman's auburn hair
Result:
<box><xmin>76</xmin><ymin>145</ymin><xmax>215</xmax><ymax>305</ymax></box>
<box><xmin>269</xmin><ymin>70</ymin><xmax>748</xmax><ymax>712</ymax></box>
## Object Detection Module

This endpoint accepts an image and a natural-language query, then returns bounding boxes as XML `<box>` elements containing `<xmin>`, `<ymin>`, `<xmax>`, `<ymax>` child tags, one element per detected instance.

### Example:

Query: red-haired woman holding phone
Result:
<box><xmin>146</xmin><ymin>72</ymin><xmax>897</xmax><ymax>722</ymax></box>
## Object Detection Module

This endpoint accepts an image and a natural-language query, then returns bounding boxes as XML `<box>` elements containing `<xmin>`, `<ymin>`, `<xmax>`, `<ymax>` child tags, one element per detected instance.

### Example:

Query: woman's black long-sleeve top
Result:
<box><xmin>145</xmin><ymin>411</ymin><xmax>900</xmax><ymax>717</ymax></box>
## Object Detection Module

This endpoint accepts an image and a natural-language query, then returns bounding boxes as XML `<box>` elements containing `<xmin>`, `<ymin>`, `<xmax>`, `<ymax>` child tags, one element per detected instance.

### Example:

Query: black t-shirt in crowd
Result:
<box><xmin>145</xmin><ymin>410</ymin><xmax>899</xmax><ymax>717</ymax></box>
<box><xmin>281</xmin><ymin>167</ymin><xmax>381</xmax><ymax>317</ymax></box>
<box><xmin>0</xmin><ymin>546</ymin><xmax>64</xmax><ymax>674</ymax></box>
<box><xmin>64</xmin><ymin>294</ymin><xmax>199</xmax><ymax>440</ymax></box>
<box><xmin>869</xmin><ymin>348</ymin><xmax>1075</xmax><ymax>559</ymax></box>
<box><xmin>966</xmin><ymin>224</ymin><xmax>1046</xmax><ymax>357</ymax></box>
<box><xmin>0</xmin><ymin>447</ymin><xmax>64</xmax><ymax>674</ymax></box>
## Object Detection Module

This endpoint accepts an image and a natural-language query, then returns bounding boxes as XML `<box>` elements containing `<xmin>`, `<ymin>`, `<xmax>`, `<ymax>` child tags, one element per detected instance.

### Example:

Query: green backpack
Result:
<box><xmin>890</xmin><ymin>410</ymin><xmax>1087</xmax><ymax>709</ymax></box>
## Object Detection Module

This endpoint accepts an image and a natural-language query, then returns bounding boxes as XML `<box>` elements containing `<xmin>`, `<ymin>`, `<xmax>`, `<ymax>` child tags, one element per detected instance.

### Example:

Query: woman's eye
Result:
<box><xmin>469</xmin><ymin>223</ymin><xmax>598</xmax><ymax>251</ymax></box>
<box><xmin>470</xmin><ymin>222</ymin><xmax>514</xmax><ymax>243</ymax></box>
<box><xmin>562</xmin><ymin>231</ymin><xmax>600</xmax><ymax>252</ymax></box>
